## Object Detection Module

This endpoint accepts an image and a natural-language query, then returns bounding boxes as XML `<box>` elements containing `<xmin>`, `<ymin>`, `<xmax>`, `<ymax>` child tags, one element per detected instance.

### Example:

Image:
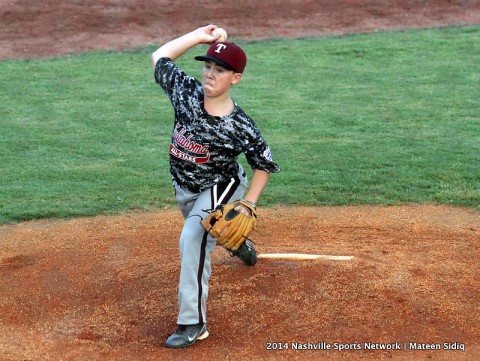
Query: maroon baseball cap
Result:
<box><xmin>195</xmin><ymin>42</ymin><xmax>247</xmax><ymax>73</ymax></box>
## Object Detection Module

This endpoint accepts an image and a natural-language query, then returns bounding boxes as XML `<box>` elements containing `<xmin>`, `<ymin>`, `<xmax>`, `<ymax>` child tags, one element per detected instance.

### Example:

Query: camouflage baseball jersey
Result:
<box><xmin>154</xmin><ymin>58</ymin><xmax>280</xmax><ymax>193</ymax></box>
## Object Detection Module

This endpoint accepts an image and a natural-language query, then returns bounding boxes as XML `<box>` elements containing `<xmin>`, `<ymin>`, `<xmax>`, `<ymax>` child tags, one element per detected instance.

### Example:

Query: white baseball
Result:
<box><xmin>213</xmin><ymin>28</ymin><xmax>228</xmax><ymax>42</ymax></box>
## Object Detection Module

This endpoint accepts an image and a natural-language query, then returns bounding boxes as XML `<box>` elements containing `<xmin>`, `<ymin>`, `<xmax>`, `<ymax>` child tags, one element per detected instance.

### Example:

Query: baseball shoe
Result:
<box><xmin>232</xmin><ymin>240</ymin><xmax>257</xmax><ymax>266</ymax></box>
<box><xmin>165</xmin><ymin>323</ymin><xmax>209</xmax><ymax>348</ymax></box>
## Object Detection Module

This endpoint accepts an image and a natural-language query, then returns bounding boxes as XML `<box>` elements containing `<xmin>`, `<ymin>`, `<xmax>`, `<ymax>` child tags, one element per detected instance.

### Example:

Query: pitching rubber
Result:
<box><xmin>257</xmin><ymin>253</ymin><xmax>354</xmax><ymax>261</ymax></box>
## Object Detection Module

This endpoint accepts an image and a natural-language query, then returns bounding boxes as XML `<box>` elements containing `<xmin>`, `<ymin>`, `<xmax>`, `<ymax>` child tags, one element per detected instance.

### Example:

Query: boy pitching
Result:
<box><xmin>151</xmin><ymin>24</ymin><xmax>280</xmax><ymax>348</ymax></box>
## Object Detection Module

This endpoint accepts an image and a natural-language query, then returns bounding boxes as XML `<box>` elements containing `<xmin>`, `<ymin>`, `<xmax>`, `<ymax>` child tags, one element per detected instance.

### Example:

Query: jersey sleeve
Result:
<box><xmin>154</xmin><ymin>57</ymin><xmax>200</xmax><ymax>109</ymax></box>
<box><xmin>242</xmin><ymin>119</ymin><xmax>280</xmax><ymax>173</ymax></box>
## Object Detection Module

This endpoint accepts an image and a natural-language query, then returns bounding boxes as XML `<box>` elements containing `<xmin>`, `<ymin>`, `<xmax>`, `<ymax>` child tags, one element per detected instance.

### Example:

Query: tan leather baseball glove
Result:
<box><xmin>201</xmin><ymin>199</ymin><xmax>257</xmax><ymax>252</ymax></box>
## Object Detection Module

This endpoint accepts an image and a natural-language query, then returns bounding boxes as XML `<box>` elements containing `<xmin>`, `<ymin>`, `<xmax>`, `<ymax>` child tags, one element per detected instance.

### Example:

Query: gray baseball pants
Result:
<box><xmin>173</xmin><ymin>165</ymin><xmax>247</xmax><ymax>325</ymax></box>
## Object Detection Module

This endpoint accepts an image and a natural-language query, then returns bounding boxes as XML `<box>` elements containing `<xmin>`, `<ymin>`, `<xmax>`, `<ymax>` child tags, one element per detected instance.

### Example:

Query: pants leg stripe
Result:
<box><xmin>197</xmin><ymin>231</ymin><xmax>208</xmax><ymax>325</ymax></box>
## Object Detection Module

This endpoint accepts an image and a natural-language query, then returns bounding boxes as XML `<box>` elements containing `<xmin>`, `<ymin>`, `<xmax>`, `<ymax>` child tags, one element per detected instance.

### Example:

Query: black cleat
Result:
<box><xmin>232</xmin><ymin>240</ymin><xmax>257</xmax><ymax>266</ymax></box>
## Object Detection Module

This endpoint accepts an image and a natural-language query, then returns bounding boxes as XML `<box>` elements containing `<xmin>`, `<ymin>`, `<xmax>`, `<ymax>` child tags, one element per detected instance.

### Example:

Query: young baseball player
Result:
<box><xmin>151</xmin><ymin>24</ymin><xmax>280</xmax><ymax>348</ymax></box>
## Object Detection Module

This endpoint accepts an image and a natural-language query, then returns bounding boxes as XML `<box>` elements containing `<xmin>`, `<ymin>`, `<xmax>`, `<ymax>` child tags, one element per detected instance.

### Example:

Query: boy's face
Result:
<box><xmin>202</xmin><ymin>61</ymin><xmax>242</xmax><ymax>98</ymax></box>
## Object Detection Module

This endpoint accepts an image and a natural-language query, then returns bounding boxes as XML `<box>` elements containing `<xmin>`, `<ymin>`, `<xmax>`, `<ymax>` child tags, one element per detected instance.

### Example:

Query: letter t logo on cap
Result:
<box><xmin>215</xmin><ymin>44</ymin><xmax>227</xmax><ymax>53</ymax></box>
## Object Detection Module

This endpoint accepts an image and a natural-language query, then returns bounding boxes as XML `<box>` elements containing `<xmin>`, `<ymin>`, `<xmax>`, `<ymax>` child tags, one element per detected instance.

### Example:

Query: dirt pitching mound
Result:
<box><xmin>1</xmin><ymin>205</ymin><xmax>479</xmax><ymax>360</ymax></box>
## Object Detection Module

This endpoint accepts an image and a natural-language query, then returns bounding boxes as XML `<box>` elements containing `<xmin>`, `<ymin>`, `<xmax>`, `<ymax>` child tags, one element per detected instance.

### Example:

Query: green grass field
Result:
<box><xmin>1</xmin><ymin>25</ymin><xmax>479</xmax><ymax>224</ymax></box>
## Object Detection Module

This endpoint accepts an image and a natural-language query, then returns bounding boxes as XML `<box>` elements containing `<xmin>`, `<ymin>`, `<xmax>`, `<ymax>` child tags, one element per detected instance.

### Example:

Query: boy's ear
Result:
<box><xmin>231</xmin><ymin>72</ymin><xmax>242</xmax><ymax>85</ymax></box>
